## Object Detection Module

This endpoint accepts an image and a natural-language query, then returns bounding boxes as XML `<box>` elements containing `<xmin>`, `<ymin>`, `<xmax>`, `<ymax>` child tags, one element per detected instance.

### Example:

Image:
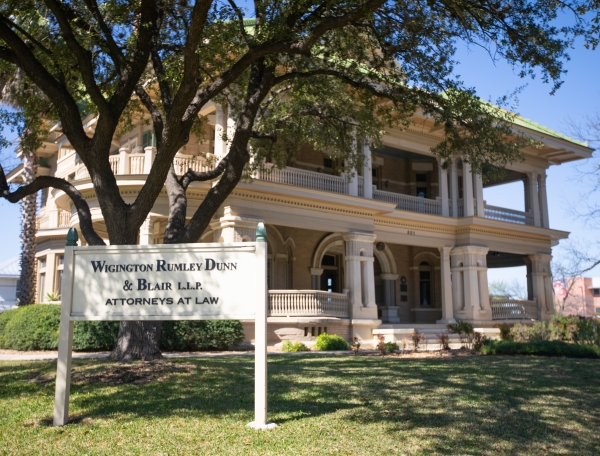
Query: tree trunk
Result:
<box><xmin>18</xmin><ymin>152</ymin><xmax>37</xmax><ymax>305</ymax></box>
<box><xmin>111</xmin><ymin>321</ymin><xmax>163</xmax><ymax>362</ymax></box>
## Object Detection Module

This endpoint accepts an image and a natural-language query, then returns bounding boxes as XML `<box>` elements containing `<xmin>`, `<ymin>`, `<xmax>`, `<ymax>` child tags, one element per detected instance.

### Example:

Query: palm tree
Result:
<box><xmin>17</xmin><ymin>149</ymin><xmax>37</xmax><ymax>305</ymax></box>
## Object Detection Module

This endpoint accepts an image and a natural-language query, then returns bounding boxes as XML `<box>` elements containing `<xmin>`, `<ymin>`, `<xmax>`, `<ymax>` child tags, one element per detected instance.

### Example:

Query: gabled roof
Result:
<box><xmin>0</xmin><ymin>256</ymin><xmax>20</xmax><ymax>278</ymax></box>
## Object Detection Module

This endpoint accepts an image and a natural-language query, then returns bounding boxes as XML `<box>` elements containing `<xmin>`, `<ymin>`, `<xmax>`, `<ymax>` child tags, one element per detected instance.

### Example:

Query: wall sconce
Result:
<box><xmin>384</xmin><ymin>180</ymin><xmax>389</xmax><ymax>188</ymax></box>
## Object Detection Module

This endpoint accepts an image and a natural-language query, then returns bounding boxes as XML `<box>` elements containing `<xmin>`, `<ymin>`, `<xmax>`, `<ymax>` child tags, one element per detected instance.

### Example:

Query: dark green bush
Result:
<box><xmin>2</xmin><ymin>304</ymin><xmax>61</xmax><ymax>350</ymax></box>
<box><xmin>314</xmin><ymin>333</ymin><xmax>349</xmax><ymax>351</ymax></box>
<box><xmin>385</xmin><ymin>341</ymin><xmax>399</xmax><ymax>353</ymax></box>
<box><xmin>72</xmin><ymin>321</ymin><xmax>119</xmax><ymax>351</ymax></box>
<box><xmin>0</xmin><ymin>305</ymin><xmax>243</xmax><ymax>351</ymax></box>
<box><xmin>160</xmin><ymin>320</ymin><xmax>244</xmax><ymax>351</ymax></box>
<box><xmin>480</xmin><ymin>340</ymin><xmax>600</xmax><ymax>358</ymax></box>
<box><xmin>281</xmin><ymin>340</ymin><xmax>310</xmax><ymax>352</ymax></box>
<box><xmin>0</xmin><ymin>308</ymin><xmax>20</xmax><ymax>348</ymax></box>
<box><xmin>495</xmin><ymin>323</ymin><xmax>513</xmax><ymax>341</ymax></box>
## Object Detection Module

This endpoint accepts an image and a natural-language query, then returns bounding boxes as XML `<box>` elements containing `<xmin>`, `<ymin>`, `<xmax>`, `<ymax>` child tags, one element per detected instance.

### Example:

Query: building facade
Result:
<box><xmin>554</xmin><ymin>278</ymin><xmax>600</xmax><ymax>318</ymax></box>
<box><xmin>7</xmin><ymin>103</ymin><xmax>593</xmax><ymax>345</ymax></box>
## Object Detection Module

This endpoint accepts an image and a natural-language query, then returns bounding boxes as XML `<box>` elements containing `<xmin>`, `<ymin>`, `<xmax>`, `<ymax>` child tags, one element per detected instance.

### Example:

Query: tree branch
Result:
<box><xmin>179</xmin><ymin>156</ymin><xmax>229</xmax><ymax>190</ymax></box>
<box><xmin>0</xmin><ymin>166</ymin><xmax>105</xmax><ymax>245</ymax></box>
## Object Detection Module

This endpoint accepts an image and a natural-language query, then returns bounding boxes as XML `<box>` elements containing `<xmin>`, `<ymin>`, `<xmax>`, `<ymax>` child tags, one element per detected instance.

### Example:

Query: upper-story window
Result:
<box><xmin>592</xmin><ymin>288</ymin><xmax>600</xmax><ymax>296</ymax></box>
<box><xmin>416</xmin><ymin>173</ymin><xmax>428</xmax><ymax>198</ymax></box>
<box><xmin>142</xmin><ymin>130</ymin><xmax>155</xmax><ymax>149</ymax></box>
<box><xmin>58</xmin><ymin>147</ymin><xmax>75</xmax><ymax>160</ymax></box>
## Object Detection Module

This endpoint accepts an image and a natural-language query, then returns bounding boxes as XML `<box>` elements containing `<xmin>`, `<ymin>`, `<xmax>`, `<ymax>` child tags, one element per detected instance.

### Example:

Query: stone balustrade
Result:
<box><xmin>268</xmin><ymin>289</ymin><xmax>350</xmax><ymax>318</ymax></box>
<box><xmin>490</xmin><ymin>299</ymin><xmax>538</xmax><ymax>320</ymax></box>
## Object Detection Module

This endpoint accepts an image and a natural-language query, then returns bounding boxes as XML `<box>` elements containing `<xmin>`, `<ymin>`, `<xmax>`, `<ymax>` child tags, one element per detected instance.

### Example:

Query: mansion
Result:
<box><xmin>7</xmin><ymin>104</ymin><xmax>592</xmax><ymax>345</ymax></box>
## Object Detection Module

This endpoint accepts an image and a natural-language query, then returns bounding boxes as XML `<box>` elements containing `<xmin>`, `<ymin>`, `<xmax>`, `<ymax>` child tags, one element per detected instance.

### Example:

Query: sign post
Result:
<box><xmin>54</xmin><ymin>224</ymin><xmax>275</xmax><ymax>429</ymax></box>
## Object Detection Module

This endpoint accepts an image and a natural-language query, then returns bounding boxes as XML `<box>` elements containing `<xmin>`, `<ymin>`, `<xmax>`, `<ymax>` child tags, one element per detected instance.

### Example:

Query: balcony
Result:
<box><xmin>36</xmin><ymin>209</ymin><xmax>71</xmax><ymax>230</ymax></box>
<box><xmin>269</xmin><ymin>290</ymin><xmax>350</xmax><ymax>318</ymax></box>
<box><xmin>71</xmin><ymin>158</ymin><xmax>537</xmax><ymax>227</ymax></box>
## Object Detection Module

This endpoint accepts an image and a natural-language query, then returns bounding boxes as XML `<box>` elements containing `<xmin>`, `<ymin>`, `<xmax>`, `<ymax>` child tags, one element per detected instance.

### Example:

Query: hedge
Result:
<box><xmin>0</xmin><ymin>304</ymin><xmax>244</xmax><ymax>351</ymax></box>
<box><xmin>480</xmin><ymin>340</ymin><xmax>600</xmax><ymax>359</ymax></box>
<box><xmin>160</xmin><ymin>320</ymin><xmax>244</xmax><ymax>351</ymax></box>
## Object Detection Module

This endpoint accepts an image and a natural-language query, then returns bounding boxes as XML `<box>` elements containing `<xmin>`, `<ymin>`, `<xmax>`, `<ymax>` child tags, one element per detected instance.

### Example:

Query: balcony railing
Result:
<box><xmin>69</xmin><ymin>159</ymin><xmax>540</xmax><ymax>227</ymax></box>
<box><xmin>373</xmin><ymin>189</ymin><xmax>442</xmax><ymax>215</ymax></box>
<box><xmin>256</xmin><ymin>166</ymin><xmax>348</xmax><ymax>194</ymax></box>
<box><xmin>269</xmin><ymin>289</ymin><xmax>350</xmax><ymax>318</ymax></box>
<box><xmin>36</xmin><ymin>210</ymin><xmax>71</xmax><ymax>230</ymax></box>
<box><xmin>491</xmin><ymin>299</ymin><xmax>538</xmax><ymax>320</ymax></box>
<box><xmin>484</xmin><ymin>204</ymin><xmax>534</xmax><ymax>226</ymax></box>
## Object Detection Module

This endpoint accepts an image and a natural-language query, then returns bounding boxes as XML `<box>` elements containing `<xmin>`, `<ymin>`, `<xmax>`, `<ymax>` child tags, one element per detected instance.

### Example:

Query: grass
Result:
<box><xmin>0</xmin><ymin>355</ymin><xmax>599</xmax><ymax>455</ymax></box>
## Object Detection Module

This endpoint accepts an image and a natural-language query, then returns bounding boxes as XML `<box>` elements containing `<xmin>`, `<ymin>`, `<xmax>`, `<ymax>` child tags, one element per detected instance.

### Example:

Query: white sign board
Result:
<box><xmin>69</xmin><ymin>243</ymin><xmax>260</xmax><ymax>320</ymax></box>
<box><xmin>54</xmin><ymin>231</ymin><xmax>273</xmax><ymax>430</ymax></box>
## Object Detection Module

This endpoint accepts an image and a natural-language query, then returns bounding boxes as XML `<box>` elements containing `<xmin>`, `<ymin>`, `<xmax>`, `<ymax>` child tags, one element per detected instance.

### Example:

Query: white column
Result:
<box><xmin>450</xmin><ymin>159</ymin><xmax>459</xmax><ymax>217</ymax></box>
<box><xmin>310</xmin><ymin>268</ymin><xmax>323</xmax><ymax>290</ymax></box>
<box><xmin>437</xmin><ymin>247</ymin><xmax>456</xmax><ymax>324</ymax></box>
<box><xmin>463</xmin><ymin>161</ymin><xmax>474</xmax><ymax>217</ymax></box>
<box><xmin>527</xmin><ymin>171</ymin><xmax>541</xmax><ymax>226</ymax></box>
<box><xmin>527</xmin><ymin>254</ymin><xmax>553</xmax><ymax>319</ymax></box>
<box><xmin>343</xmin><ymin>232</ymin><xmax>378</xmax><ymax>320</ymax></box>
<box><xmin>118</xmin><ymin>147</ymin><xmax>130</xmax><ymax>175</ymax></box>
<box><xmin>450</xmin><ymin>246</ymin><xmax>489</xmax><ymax>322</ymax></box>
<box><xmin>539</xmin><ymin>171</ymin><xmax>549</xmax><ymax>228</ymax></box>
<box><xmin>474</xmin><ymin>172</ymin><xmax>484</xmax><ymax>217</ymax></box>
<box><xmin>210</xmin><ymin>207</ymin><xmax>262</xmax><ymax>243</ymax></box>
<box><xmin>438</xmin><ymin>159</ymin><xmax>449</xmax><ymax>217</ymax></box>
<box><xmin>226</xmin><ymin>106</ymin><xmax>236</xmax><ymax>155</ymax></box>
<box><xmin>348</xmin><ymin>132</ymin><xmax>359</xmax><ymax>196</ymax></box>
<box><xmin>143</xmin><ymin>146</ymin><xmax>156</xmax><ymax>174</ymax></box>
<box><xmin>214</xmin><ymin>104</ymin><xmax>227</xmax><ymax>159</ymax></box>
<box><xmin>363</xmin><ymin>141</ymin><xmax>373</xmax><ymax>199</ymax></box>
<box><xmin>139</xmin><ymin>216</ymin><xmax>155</xmax><ymax>245</ymax></box>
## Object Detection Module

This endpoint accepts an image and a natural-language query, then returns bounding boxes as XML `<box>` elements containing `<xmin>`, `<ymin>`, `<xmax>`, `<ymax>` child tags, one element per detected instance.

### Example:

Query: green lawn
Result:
<box><xmin>0</xmin><ymin>355</ymin><xmax>599</xmax><ymax>455</ymax></box>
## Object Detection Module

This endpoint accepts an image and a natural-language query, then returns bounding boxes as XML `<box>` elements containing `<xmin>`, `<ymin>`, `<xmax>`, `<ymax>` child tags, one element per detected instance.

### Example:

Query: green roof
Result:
<box><xmin>511</xmin><ymin>114</ymin><xmax>588</xmax><ymax>147</ymax></box>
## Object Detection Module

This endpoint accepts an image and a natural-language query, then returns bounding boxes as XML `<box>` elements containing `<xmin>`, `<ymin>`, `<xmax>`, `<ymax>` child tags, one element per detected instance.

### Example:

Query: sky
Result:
<box><xmin>0</xmin><ymin>10</ymin><xmax>599</xmax><ymax>291</ymax></box>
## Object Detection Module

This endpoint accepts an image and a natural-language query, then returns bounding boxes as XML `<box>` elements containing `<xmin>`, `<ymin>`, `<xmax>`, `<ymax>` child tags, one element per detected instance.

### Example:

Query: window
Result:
<box><xmin>323</xmin><ymin>158</ymin><xmax>333</xmax><ymax>169</ymax></box>
<box><xmin>416</xmin><ymin>173</ymin><xmax>427</xmax><ymax>182</ymax></box>
<box><xmin>592</xmin><ymin>288</ymin><xmax>600</xmax><ymax>296</ymax></box>
<box><xmin>39</xmin><ymin>257</ymin><xmax>46</xmax><ymax>270</ymax></box>
<box><xmin>142</xmin><ymin>129</ymin><xmax>156</xmax><ymax>149</ymax></box>
<box><xmin>58</xmin><ymin>255</ymin><xmax>64</xmax><ymax>265</ymax></box>
<box><xmin>39</xmin><ymin>273</ymin><xmax>46</xmax><ymax>302</ymax></box>
<box><xmin>596</xmin><ymin>307</ymin><xmax>600</xmax><ymax>315</ymax></box>
<box><xmin>419</xmin><ymin>261</ymin><xmax>432</xmax><ymax>306</ymax></box>
<box><xmin>322</xmin><ymin>255</ymin><xmax>336</xmax><ymax>266</ymax></box>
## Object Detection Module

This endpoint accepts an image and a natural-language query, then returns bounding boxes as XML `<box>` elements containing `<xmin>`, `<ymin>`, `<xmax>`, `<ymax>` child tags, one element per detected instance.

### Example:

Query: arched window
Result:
<box><xmin>419</xmin><ymin>261</ymin><xmax>432</xmax><ymax>306</ymax></box>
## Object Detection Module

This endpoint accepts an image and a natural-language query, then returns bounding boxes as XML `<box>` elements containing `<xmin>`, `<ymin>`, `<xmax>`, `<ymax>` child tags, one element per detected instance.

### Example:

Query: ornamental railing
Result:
<box><xmin>484</xmin><ymin>204</ymin><xmax>534</xmax><ymax>225</ymax></box>
<box><xmin>173</xmin><ymin>154</ymin><xmax>212</xmax><ymax>175</ymax></box>
<box><xmin>268</xmin><ymin>289</ymin><xmax>350</xmax><ymax>318</ymax></box>
<box><xmin>256</xmin><ymin>166</ymin><xmax>348</xmax><ymax>194</ymax></box>
<box><xmin>373</xmin><ymin>189</ymin><xmax>442</xmax><ymax>215</ymax></box>
<box><xmin>491</xmin><ymin>299</ymin><xmax>538</xmax><ymax>320</ymax></box>
<box><xmin>129</xmin><ymin>154</ymin><xmax>145</xmax><ymax>175</ymax></box>
<box><xmin>109</xmin><ymin>155</ymin><xmax>119</xmax><ymax>175</ymax></box>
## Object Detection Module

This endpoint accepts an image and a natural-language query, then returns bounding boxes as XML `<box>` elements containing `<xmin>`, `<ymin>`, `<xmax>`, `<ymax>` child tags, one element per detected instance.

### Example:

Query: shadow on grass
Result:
<box><xmin>1</xmin><ymin>354</ymin><xmax>599</xmax><ymax>454</ymax></box>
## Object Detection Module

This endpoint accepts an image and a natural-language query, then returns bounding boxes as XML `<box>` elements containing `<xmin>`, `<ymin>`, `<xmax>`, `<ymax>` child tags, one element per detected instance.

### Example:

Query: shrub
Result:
<box><xmin>2</xmin><ymin>304</ymin><xmax>61</xmax><ymax>350</ymax></box>
<box><xmin>572</xmin><ymin>318</ymin><xmax>600</xmax><ymax>345</ymax></box>
<box><xmin>549</xmin><ymin>315</ymin><xmax>579</xmax><ymax>341</ymax></box>
<box><xmin>281</xmin><ymin>340</ymin><xmax>310</xmax><ymax>352</ymax></box>
<box><xmin>495</xmin><ymin>323</ymin><xmax>513</xmax><ymax>341</ymax></box>
<box><xmin>314</xmin><ymin>333</ymin><xmax>349</xmax><ymax>351</ymax></box>
<box><xmin>448</xmin><ymin>320</ymin><xmax>474</xmax><ymax>348</ymax></box>
<box><xmin>436</xmin><ymin>331</ymin><xmax>450</xmax><ymax>350</ymax></box>
<box><xmin>528</xmin><ymin>322</ymin><xmax>552</xmax><ymax>342</ymax></box>
<box><xmin>0</xmin><ymin>308</ymin><xmax>20</xmax><ymax>348</ymax></box>
<box><xmin>411</xmin><ymin>329</ymin><xmax>425</xmax><ymax>351</ymax></box>
<box><xmin>385</xmin><ymin>341</ymin><xmax>399</xmax><ymax>353</ymax></box>
<box><xmin>72</xmin><ymin>321</ymin><xmax>119</xmax><ymax>351</ymax></box>
<box><xmin>160</xmin><ymin>320</ymin><xmax>244</xmax><ymax>351</ymax></box>
<box><xmin>472</xmin><ymin>332</ymin><xmax>487</xmax><ymax>352</ymax></box>
<box><xmin>510</xmin><ymin>323</ymin><xmax>531</xmax><ymax>343</ymax></box>
<box><xmin>480</xmin><ymin>340</ymin><xmax>600</xmax><ymax>358</ymax></box>
<box><xmin>351</xmin><ymin>337</ymin><xmax>361</xmax><ymax>355</ymax></box>
<box><xmin>375</xmin><ymin>335</ymin><xmax>386</xmax><ymax>355</ymax></box>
